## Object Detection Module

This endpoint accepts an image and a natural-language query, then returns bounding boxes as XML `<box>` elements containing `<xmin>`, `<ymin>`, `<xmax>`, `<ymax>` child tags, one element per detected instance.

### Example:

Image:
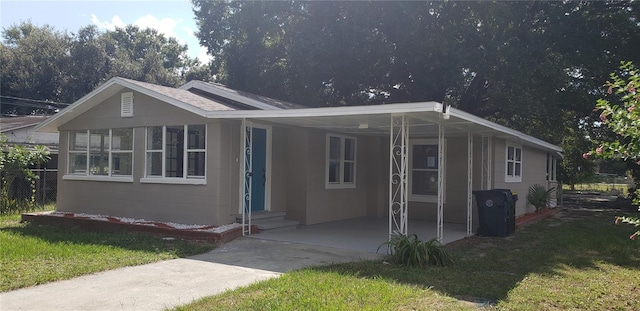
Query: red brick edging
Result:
<box><xmin>515</xmin><ymin>207</ymin><xmax>560</xmax><ymax>229</ymax></box>
<box><xmin>21</xmin><ymin>213</ymin><xmax>258</xmax><ymax>244</ymax></box>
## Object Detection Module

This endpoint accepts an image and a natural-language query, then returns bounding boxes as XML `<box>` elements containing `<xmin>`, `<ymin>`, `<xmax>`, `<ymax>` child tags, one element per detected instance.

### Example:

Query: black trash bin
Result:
<box><xmin>493</xmin><ymin>189</ymin><xmax>517</xmax><ymax>235</ymax></box>
<box><xmin>472</xmin><ymin>189</ymin><xmax>515</xmax><ymax>237</ymax></box>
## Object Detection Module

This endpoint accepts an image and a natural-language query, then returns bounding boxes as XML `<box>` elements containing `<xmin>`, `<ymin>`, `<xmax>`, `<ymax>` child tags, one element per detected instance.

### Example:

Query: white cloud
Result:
<box><xmin>183</xmin><ymin>26</ymin><xmax>196</xmax><ymax>38</ymax></box>
<box><xmin>197</xmin><ymin>46</ymin><xmax>213</xmax><ymax>64</ymax></box>
<box><xmin>91</xmin><ymin>14</ymin><xmax>125</xmax><ymax>30</ymax></box>
<box><xmin>133</xmin><ymin>14</ymin><xmax>180</xmax><ymax>42</ymax></box>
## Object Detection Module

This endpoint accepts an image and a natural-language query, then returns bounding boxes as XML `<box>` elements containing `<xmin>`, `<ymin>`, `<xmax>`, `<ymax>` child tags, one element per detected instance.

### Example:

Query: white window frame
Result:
<box><xmin>325</xmin><ymin>134</ymin><xmax>357</xmax><ymax>189</ymax></box>
<box><xmin>141</xmin><ymin>124</ymin><xmax>207</xmax><ymax>185</ymax></box>
<box><xmin>409</xmin><ymin>139</ymin><xmax>446</xmax><ymax>203</ymax></box>
<box><xmin>505</xmin><ymin>142</ymin><xmax>523</xmax><ymax>183</ymax></box>
<box><xmin>64</xmin><ymin>128</ymin><xmax>134</xmax><ymax>183</ymax></box>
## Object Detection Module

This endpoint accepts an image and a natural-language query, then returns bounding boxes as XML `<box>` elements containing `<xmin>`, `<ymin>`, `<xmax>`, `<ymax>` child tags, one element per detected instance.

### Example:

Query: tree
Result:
<box><xmin>0</xmin><ymin>22</ymin><xmax>71</xmax><ymax>114</ymax></box>
<box><xmin>587</xmin><ymin>61</ymin><xmax>640</xmax><ymax>241</ymax></box>
<box><xmin>192</xmin><ymin>1</ymin><xmax>640</xmax><ymax>147</ymax></box>
<box><xmin>1</xmin><ymin>22</ymin><xmax>210</xmax><ymax>115</ymax></box>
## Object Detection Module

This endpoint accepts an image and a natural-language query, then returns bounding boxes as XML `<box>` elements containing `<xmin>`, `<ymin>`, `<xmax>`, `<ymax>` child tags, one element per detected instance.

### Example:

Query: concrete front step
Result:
<box><xmin>236</xmin><ymin>211</ymin><xmax>299</xmax><ymax>232</ymax></box>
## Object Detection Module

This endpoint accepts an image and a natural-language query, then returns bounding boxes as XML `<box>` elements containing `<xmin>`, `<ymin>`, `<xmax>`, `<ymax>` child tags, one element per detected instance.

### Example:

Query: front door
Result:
<box><xmin>250</xmin><ymin>127</ymin><xmax>267</xmax><ymax>211</ymax></box>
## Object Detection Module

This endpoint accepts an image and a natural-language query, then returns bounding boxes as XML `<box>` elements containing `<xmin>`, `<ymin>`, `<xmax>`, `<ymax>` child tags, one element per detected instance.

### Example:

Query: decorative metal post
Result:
<box><xmin>437</xmin><ymin>124</ymin><xmax>444</xmax><ymax>242</ymax></box>
<box><xmin>481</xmin><ymin>136</ymin><xmax>493</xmax><ymax>190</ymax></box>
<box><xmin>242</xmin><ymin>120</ymin><xmax>253</xmax><ymax>236</ymax></box>
<box><xmin>389</xmin><ymin>114</ymin><xmax>409</xmax><ymax>239</ymax></box>
<box><xmin>467</xmin><ymin>131</ymin><xmax>473</xmax><ymax>236</ymax></box>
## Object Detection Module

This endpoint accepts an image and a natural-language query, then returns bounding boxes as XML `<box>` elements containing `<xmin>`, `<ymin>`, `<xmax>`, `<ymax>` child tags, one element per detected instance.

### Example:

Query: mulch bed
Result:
<box><xmin>21</xmin><ymin>212</ymin><xmax>258</xmax><ymax>244</ymax></box>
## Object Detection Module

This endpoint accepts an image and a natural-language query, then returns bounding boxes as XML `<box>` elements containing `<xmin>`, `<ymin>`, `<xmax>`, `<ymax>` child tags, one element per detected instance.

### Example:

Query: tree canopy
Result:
<box><xmin>0</xmin><ymin>22</ymin><xmax>209</xmax><ymax>115</ymax></box>
<box><xmin>192</xmin><ymin>0</ymin><xmax>640</xmax><ymax>145</ymax></box>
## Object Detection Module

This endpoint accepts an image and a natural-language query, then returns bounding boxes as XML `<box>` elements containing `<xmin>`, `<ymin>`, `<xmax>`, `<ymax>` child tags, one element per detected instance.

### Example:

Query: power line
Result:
<box><xmin>0</xmin><ymin>101</ymin><xmax>59</xmax><ymax>110</ymax></box>
<box><xmin>0</xmin><ymin>95</ymin><xmax>71</xmax><ymax>106</ymax></box>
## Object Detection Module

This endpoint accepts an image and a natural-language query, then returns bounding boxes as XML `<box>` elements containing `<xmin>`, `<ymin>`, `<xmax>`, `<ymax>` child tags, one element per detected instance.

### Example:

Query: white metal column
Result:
<box><xmin>241</xmin><ymin>120</ymin><xmax>253</xmax><ymax>236</ymax></box>
<box><xmin>481</xmin><ymin>136</ymin><xmax>493</xmax><ymax>190</ymax></box>
<box><xmin>467</xmin><ymin>131</ymin><xmax>473</xmax><ymax>236</ymax></box>
<box><xmin>437</xmin><ymin>124</ymin><xmax>444</xmax><ymax>242</ymax></box>
<box><xmin>389</xmin><ymin>114</ymin><xmax>409</xmax><ymax>238</ymax></box>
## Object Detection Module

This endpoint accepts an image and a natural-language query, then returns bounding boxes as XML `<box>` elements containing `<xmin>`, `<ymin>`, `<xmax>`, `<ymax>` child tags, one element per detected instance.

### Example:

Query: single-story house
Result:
<box><xmin>36</xmin><ymin>77</ymin><xmax>562</xmax><ymax>242</ymax></box>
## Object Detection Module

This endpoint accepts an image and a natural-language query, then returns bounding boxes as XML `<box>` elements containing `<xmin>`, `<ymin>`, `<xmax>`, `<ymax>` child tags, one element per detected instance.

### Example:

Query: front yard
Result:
<box><xmin>176</xmin><ymin>208</ymin><xmax>640</xmax><ymax>310</ymax></box>
<box><xmin>0</xmin><ymin>210</ymin><xmax>215</xmax><ymax>292</ymax></box>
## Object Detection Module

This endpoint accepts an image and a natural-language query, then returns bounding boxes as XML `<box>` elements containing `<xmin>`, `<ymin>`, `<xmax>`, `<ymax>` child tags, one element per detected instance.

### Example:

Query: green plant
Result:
<box><xmin>527</xmin><ymin>184</ymin><xmax>554</xmax><ymax>211</ymax></box>
<box><xmin>0</xmin><ymin>135</ymin><xmax>50</xmax><ymax>214</ymax></box>
<box><xmin>377</xmin><ymin>232</ymin><xmax>453</xmax><ymax>267</ymax></box>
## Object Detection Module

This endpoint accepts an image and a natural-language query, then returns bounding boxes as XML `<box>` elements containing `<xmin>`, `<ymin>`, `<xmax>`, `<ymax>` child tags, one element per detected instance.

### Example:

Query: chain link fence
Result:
<box><xmin>1</xmin><ymin>168</ymin><xmax>57</xmax><ymax>213</ymax></box>
<box><xmin>32</xmin><ymin>168</ymin><xmax>58</xmax><ymax>204</ymax></box>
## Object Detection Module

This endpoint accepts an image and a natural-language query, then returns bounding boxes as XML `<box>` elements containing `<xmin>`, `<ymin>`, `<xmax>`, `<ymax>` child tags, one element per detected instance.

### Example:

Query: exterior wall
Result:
<box><xmin>304</xmin><ymin>130</ymin><xmax>368</xmax><ymax>225</ymax></box>
<box><xmin>56</xmin><ymin>89</ymin><xmax>235</xmax><ymax>225</ymax></box>
<box><xmin>492</xmin><ymin>139</ymin><xmax>549</xmax><ymax>216</ymax></box>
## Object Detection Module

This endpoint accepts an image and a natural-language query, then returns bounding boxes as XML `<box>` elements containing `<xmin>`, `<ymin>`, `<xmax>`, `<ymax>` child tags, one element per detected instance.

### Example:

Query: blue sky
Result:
<box><xmin>0</xmin><ymin>0</ymin><xmax>210</xmax><ymax>62</ymax></box>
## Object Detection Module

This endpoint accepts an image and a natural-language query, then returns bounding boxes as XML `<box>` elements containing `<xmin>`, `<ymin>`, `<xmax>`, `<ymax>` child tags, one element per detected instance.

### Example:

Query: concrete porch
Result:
<box><xmin>250</xmin><ymin>217</ymin><xmax>469</xmax><ymax>253</ymax></box>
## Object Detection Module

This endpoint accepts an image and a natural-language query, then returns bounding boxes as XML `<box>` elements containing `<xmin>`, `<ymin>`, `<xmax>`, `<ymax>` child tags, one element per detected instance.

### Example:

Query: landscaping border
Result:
<box><xmin>21</xmin><ymin>212</ymin><xmax>257</xmax><ymax>244</ymax></box>
<box><xmin>515</xmin><ymin>207</ymin><xmax>560</xmax><ymax>228</ymax></box>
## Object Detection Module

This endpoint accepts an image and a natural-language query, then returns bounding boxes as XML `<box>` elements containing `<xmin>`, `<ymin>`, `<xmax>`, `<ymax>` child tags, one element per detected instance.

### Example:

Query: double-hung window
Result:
<box><xmin>505</xmin><ymin>143</ymin><xmax>522</xmax><ymax>182</ymax></box>
<box><xmin>66</xmin><ymin>128</ymin><xmax>133</xmax><ymax>181</ymax></box>
<box><xmin>326</xmin><ymin>134</ymin><xmax>356</xmax><ymax>188</ymax></box>
<box><xmin>409</xmin><ymin>139</ymin><xmax>443</xmax><ymax>202</ymax></box>
<box><xmin>143</xmin><ymin>125</ymin><xmax>206</xmax><ymax>184</ymax></box>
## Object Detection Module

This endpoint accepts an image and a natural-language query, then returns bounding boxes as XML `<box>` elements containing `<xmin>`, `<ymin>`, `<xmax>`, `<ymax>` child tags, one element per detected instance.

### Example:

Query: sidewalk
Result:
<box><xmin>0</xmin><ymin>238</ymin><xmax>382</xmax><ymax>311</ymax></box>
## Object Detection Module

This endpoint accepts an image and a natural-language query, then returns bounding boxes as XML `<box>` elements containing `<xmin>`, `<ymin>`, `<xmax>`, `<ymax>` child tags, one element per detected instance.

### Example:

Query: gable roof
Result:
<box><xmin>1</xmin><ymin>115</ymin><xmax>51</xmax><ymax>132</ymax></box>
<box><xmin>180</xmin><ymin>80</ymin><xmax>305</xmax><ymax>110</ymax></box>
<box><xmin>36</xmin><ymin>77</ymin><xmax>288</xmax><ymax>132</ymax></box>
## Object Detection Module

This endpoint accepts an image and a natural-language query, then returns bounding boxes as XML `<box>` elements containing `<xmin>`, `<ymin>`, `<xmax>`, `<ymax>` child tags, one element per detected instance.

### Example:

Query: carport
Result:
<box><xmin>210</xmin><ymin>102</ymin><xmax>507</xmax><ymax>244</ymax></box>
<box><xmin>251</xmin><ymin>217</ymin><xmax>468</xmax><ymax>253</ymax></box>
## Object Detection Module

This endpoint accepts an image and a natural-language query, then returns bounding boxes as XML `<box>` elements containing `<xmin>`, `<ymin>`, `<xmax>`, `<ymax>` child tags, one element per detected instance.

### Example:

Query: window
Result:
<box><xmin>409</xmin><ymin>139</ymin><xmax>444</xmax><ymax>202</ymax></box>
<box><xmin>143</xmin><ymin>125</ymin><xmax>206</xmax><ymax>184</ymax></box>
<box><xmin>326</xmin><ymin>134</ymin><xmax>356</xmax><ymax>188</ymax></box>
<box><xmin>66</xmin><ymin>128</ymin><xmax>133</xmax><ymax>181</ymax></box>
<box><xmin>505</xmin><ymin>143</ymin><xmax>522</xmax><ymax>182</ymax></box>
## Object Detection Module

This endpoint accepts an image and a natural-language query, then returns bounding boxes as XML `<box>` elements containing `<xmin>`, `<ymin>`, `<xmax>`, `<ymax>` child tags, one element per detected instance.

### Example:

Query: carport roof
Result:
<box><xmin>207</xmin><ymin>102</ymin><xmax>563</xmax><ymax>155</ymax></box>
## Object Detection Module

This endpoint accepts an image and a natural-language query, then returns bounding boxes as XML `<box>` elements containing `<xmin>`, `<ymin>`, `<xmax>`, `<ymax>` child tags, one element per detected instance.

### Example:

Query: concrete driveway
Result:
<box><xmin>0</xmin><ymin>238</ymin><xmax>382</xmax><ymax>311</ymax></box>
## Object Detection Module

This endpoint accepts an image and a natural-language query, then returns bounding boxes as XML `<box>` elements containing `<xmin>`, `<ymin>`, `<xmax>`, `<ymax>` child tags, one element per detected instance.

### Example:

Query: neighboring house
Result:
<box><xmin>1</xmin><ymin>115</ymin><xmax>59</xmax><ymax>155</ymax></box>
<box><xmin>36</xmin><ymin>77</ymin><xmax>562</xmax><ymax>241</ymax></box>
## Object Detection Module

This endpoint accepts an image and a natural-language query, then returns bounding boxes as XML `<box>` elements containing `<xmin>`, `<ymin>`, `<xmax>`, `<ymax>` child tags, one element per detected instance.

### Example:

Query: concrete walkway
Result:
<box><xmin>0</xmin><ymin>238</ymin><xmax>382</xmax><ymax>311</ymax></box>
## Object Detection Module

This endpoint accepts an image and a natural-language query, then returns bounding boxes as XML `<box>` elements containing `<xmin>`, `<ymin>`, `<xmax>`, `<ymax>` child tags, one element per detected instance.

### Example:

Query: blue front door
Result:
<box><xmin>250</xmin><ymin>127</ymin><xmax>267</xmax><ymax>211</ymax></box>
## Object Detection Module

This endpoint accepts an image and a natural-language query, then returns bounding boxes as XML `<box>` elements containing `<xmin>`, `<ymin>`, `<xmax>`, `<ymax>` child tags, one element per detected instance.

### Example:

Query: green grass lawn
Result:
<box><xmin>175</xmin><ymin>209</ymin><xmax>640</xmax><ymax>310</ymax></box>
<box><xmin>0</xmin><ymin>211</ymin><xmax>216</xmax><ymax>292</ymax></box>
<box><xmin>563</xmin><ymin>183</ymin><xmax>631</xmax><ymax>196</ymax></box>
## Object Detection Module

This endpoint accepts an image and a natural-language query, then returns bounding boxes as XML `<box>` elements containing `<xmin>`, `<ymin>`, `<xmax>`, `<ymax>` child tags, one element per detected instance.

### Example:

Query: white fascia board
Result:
<box><xmin>36</xmin><ymin>77</ymin><xmax>208</xmax><ymax>133</ymax></box>
<box><xmin>448</xmin><ymin>107</ymin><xmax>563</xmax><ymax>153</ymax></box>
<box><xmin>204</xmin><ymin>102</ymin><xmax>443</xmax><ymax>119</ymax></box>
<box><xmin>181</xmin><ymin>80</ymin><xmax>282</xmax><ymax>111</ymax></box>
<box><xmin>36</xmin><ymin>77</ymin><xmax>123</xmax><ymax>132</ymax></box>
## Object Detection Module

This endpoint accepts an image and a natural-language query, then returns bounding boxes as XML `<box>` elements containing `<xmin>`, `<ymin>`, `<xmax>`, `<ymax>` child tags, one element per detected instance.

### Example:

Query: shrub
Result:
<box><xmin>527</xmin><ymin>184</ymin><xmax>554</xmax><ymax>211</ymax></box>
<box><xmin>378</xmin><ymin>232</ymin><xmax>453</xmax><ymax>267</ymax></box>
<box><xmin>0</xmin><ymin>135</ymin><xmax>50</xmax><ymax>214</ymax></box>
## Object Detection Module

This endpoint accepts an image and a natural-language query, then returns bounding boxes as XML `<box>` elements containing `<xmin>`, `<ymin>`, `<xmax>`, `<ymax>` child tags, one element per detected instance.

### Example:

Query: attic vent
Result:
<box><xmin>121</xmin><ymin>92</ymin><xmax>134</xmax><ymax>117</ymax></box>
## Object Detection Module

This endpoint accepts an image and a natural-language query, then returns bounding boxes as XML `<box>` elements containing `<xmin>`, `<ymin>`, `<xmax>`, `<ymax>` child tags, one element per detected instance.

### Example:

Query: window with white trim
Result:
<box><xmin>326</xmin><ymin>134</ymin><xmax>356</xmax><ymax>188</ymax></box>
<box><xmin>409</xmin><ymin>139</ymin><xmax>444</xmax><ymax>202</ymax></box>
<box><xmin>67</xmin><ymin>128</ymin><xmax>133</xmax><ymax>178</ymax></box>
<box><xmin>505</xmin><ymin>143</ymin><xmax>522</xmax><ymax>182</ymax></box>
<box><xmin>145</xmin><ymin>125</ymin><xmax>206</xmax><ymax>182</ymax></box>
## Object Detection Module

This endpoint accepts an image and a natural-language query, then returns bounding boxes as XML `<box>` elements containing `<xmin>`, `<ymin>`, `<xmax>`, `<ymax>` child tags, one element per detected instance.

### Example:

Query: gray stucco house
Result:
<box><xmin>36</xmin><ymin>77</ymin><xmax>562</xmax><ymax>241</ymax></box>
